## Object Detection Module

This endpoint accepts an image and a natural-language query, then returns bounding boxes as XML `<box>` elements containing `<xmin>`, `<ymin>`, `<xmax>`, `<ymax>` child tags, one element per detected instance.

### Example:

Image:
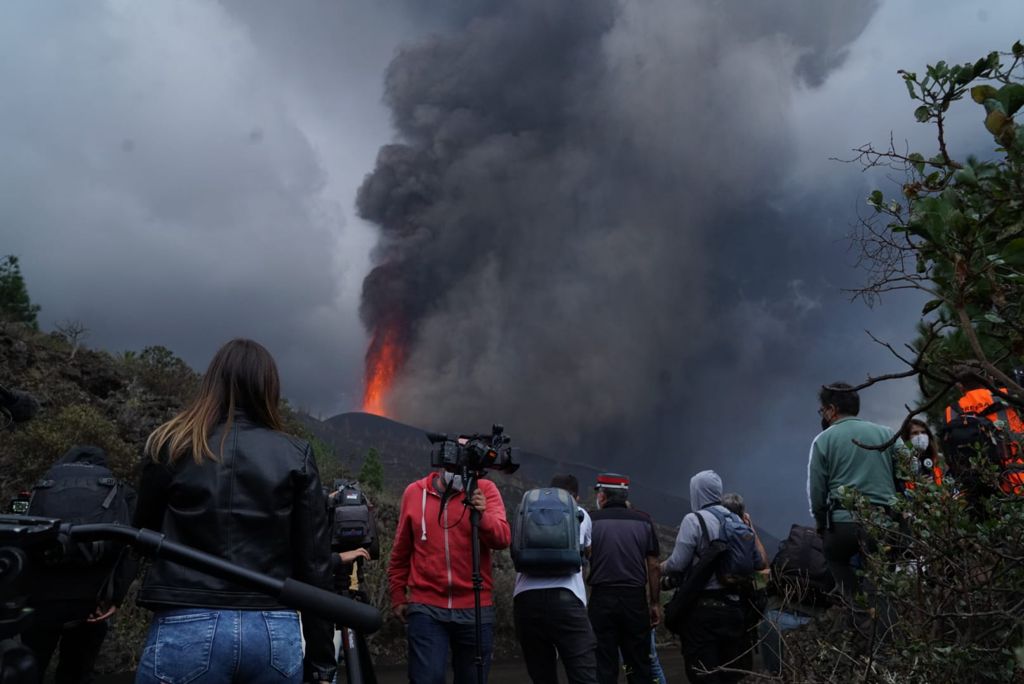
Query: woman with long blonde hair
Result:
<box><xmin>133</xmin><ymin>339</ymin><xmax>336</xmax><ymax>683</ymax></box>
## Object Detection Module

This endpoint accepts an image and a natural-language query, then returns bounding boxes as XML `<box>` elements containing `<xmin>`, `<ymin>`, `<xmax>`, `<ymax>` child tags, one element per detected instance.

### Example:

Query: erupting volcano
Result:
<box><xmin>361</xmin><ymin>324</ymin><xmax>405</xmax><ymax>416</ymax></box>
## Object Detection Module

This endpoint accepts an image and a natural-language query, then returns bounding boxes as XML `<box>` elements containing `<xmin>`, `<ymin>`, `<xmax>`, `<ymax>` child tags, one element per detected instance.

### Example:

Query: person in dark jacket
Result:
<box><xmin>21</xmin><ymin>445</ymin><xmax>137</xmax><ymax>684</ymax></box>
<box><xmin>133</xmin><ymin>338</ymin><xmax>336</xmax><ymax>683</ymax></box>
<box><xmin>588</xmin><ymin>473</ymin><xmax>660</xmax><ymax>684</ymax></box>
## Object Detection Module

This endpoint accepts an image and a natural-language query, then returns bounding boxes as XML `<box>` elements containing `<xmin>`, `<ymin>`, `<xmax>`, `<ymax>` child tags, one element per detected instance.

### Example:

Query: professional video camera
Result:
<box><xmin>0</xmin><ymin>384</ymin><xmax>39</xmax><ymax>428</ymax></box>
<box><xmin>427</xmin><ymin>424</ymin><xmax>519</xmax><ymax>476</ymax></box>
<box><xmin>328</xmin><ymin>479</ymin><xmax>379</xmax><ymax>560</ymax></box>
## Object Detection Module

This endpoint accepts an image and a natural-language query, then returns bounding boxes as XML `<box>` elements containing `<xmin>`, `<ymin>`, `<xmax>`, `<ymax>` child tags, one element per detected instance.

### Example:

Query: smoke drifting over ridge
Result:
<box><xmin>358</xmin><ymin>1</ymin><xmax>879</xmax><ymax>442</ymax></box>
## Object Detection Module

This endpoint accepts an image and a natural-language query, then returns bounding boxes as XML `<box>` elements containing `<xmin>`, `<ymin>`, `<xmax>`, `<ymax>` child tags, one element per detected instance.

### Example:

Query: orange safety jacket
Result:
<box><xmin>944</xmin><ymin>388</ymin><xmax>1024</xmax><ymax>495</ymax></box>
<box><xmin>904</xmin><ymin>465</ymin><xmax>944</xmax><ymax>490</ymax></box>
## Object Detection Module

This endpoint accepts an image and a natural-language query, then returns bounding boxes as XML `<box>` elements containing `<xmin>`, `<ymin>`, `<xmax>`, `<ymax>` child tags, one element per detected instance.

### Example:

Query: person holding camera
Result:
<box><xmin>588</xmin><ymin>473</ymin><xmax>660</xmax><ymax>684</ymax></box>
<box><xmin>388</xmin><ymin>468</ymin><xmax>511</xmax><ymax>684</ymax></box>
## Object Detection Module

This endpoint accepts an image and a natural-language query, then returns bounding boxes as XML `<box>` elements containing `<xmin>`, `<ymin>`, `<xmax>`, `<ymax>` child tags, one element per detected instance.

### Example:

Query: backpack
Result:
<box><xmin>511</xmin><ymin>487</ymin><xmax>583</xmax><ymax>576</ymax></box>
<box><xmin>27</xmin><ymin>446</ymin><xmax>132</xmax><ymax>568</ymax></box>
<box><xmin>705</xmin><ymin>507</ymin><xmax>759</xmax><ymax>584</ymax></box>
<box><xmin>330</xmin><ymin>480</ymin><xmax>380</xmax><ymax>559</ymax></box>
<box><xmin>663</xmin><ymin>506</ymin><xmax>758</xmax><ymax>634</ymax></box>
<box><xmin>770</xmin><ymin>524</ymin><xmax>834</xmax><ymax>607</ymax></box>
<box><xmin>940</xmin><ymin>403</ymin><xmax>1015</xmax><ymax>495</ymax></box>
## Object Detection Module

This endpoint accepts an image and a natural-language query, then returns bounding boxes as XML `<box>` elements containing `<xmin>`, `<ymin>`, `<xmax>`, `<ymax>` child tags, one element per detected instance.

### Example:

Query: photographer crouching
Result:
<box><xmin>326</xmin><ymin>479</ymin><xmax>380</xmax><ymax>683</ymax></box>
<box><xmin>387</xmin><ymin>427</ymin><xmax>514</xmax><ymax>684</ymax></box>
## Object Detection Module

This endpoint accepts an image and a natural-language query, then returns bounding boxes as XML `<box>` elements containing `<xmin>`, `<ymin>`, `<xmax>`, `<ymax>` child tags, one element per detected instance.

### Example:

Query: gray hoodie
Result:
<box><xmin>663</xmin><ymin>470</ymin><xmax>729</xmax><ymax>590</ymax></box>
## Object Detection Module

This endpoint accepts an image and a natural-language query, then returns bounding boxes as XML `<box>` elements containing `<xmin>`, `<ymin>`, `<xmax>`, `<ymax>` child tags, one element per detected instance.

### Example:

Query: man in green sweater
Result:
<box><xmin>807</xmin><ymin>382</ymin><xmax>899</xmax><ymax>598</ymax></box>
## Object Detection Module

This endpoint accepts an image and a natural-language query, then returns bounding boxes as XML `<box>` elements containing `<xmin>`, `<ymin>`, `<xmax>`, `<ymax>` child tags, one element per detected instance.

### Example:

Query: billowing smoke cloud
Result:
<box><xmin>356</xmin><ymin>2</ymin><xmax>881</xmax><ymax>458</ymax></box>
<box><xmin>6</xmin><ymin>0</ymin><xmax>1018</xmax><ymax>533</ymax></box>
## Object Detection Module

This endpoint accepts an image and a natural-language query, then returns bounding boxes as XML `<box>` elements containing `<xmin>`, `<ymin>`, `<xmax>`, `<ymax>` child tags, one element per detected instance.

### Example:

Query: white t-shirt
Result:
<box><xmin>513</xmin><ymin>507</ymin><xmax>592</xmax><ymax>605</ymax></box>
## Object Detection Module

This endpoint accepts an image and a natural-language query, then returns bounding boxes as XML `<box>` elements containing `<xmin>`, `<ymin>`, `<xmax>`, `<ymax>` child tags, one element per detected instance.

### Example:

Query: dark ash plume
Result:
<box><xmin>357</xmin><ymin>0</ymin><xmax>881</xmax><ymax>527</ymax></box>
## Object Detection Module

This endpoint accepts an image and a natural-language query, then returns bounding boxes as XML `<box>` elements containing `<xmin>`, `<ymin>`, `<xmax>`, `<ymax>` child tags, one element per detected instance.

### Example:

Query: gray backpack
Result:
<box><xmin>511</xmin><ymin>488</ymin><xmax>583</xmax><ymax>576</ymax></box>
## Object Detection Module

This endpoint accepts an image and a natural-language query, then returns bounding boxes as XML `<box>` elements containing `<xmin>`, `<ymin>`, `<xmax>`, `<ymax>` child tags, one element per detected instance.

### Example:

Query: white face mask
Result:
<box><xmin>441</xmin><ymin>471</ymin><xmax>464</xmax><ymax>492</ymax></box>
<box><xmin>910</xmin><ymin>433</ymin><xmax>930</xmax><ymax>452</ymax></box>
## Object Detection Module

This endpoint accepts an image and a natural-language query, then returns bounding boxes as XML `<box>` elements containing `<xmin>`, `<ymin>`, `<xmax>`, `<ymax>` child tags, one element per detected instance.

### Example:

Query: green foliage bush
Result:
<box><xmin>779</xmin><ymin>471</ymin><xmax>1024</xmax><ymax>682</ymax></box>
<box><xmin>359</xmin><ymin>447</ymin><xmax>385</xmax><ymax>493</ymax></box>
<box><xmin>121</xmin><ymin>346</ymin><xmax>199</xmax><ymax>399</ymax></box>
<box><xmin>2</xmin><ymin>403</ymin><xmax>135</xmax><ymax>497</ymax></box>
<box><xmin>311</xmin><ymin>434</ymin><xmax>344</xmax><ymax>484</ymax></box>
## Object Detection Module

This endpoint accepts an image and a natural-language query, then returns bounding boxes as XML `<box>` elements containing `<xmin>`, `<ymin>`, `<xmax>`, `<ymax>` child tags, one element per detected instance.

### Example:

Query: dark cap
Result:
<box><xmin>595</xmin><ymin>472</ymin><xmax>629</xmax><ymax>491</ymax></box>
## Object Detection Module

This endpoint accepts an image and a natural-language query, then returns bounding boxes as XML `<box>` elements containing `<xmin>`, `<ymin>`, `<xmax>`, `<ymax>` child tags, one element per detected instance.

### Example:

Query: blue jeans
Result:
<box><xmin>649</xmin><ymin>630</ymin><xmax>666</xmax><ymax>684</ymax></box>
<box><xmin>406</xmin><ymin>612</ymin><xmax>494</xmax><ymax>684</ymax></box>
<box><xmin>135</xmin><ymin>609</ymin><xmax>304</xmax><ymax>684</ymax></box>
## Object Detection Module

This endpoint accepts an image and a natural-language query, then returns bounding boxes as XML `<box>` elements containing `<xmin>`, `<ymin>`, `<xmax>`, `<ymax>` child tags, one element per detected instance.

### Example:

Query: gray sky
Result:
<box><xmin>2</xmin><ymin>1</ymin><xmax>1021</xmax><ymax>532</ymax></box>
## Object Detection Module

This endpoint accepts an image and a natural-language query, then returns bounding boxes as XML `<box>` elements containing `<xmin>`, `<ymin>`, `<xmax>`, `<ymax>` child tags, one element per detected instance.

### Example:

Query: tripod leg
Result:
<box><xmin>341</xmin><ymin>627</ymin><xmax>363</xmax><ymax>684</ymax></box>
<box><xmin>470</xmin><ymin>506</ymin><xmax>484</xmax><ymax>684</ymax></box>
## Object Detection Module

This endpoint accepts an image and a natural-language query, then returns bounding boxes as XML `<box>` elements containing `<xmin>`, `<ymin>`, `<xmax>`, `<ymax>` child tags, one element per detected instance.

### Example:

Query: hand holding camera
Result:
<box><xmin>469</xmin><ymin>489</ymin><xmax>488</xmax><ymax>513</ymax></box>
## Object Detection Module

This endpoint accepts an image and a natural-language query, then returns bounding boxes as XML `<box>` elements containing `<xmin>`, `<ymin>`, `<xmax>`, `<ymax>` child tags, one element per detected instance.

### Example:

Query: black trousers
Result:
<box><xmin>819</xmin><ymin>524</ymin><xmax>860</xmax><ymax>597</ymax></box>
<box><xmin>21</xmin><ymin>602</ymin><xmax>108</xmax><ymax>684</ymax></box>
<box><xmin>681</xmin><ymin>597</ymin><xmax>745</xmax><ymax>684</ymax></box>
<box><xmin>824</xmin><ymin>521</ymin><xmax>898</xmax><ymax>634</ymax></box>
<box><xmin>514</xmin><ymin>588</ymin><xmax>597</xmax><ymax>684</ymax></box>
<box><xmin>588</xmin><ymin>586</ymin><xmax>652</xmax><ymax>684</ymax></box>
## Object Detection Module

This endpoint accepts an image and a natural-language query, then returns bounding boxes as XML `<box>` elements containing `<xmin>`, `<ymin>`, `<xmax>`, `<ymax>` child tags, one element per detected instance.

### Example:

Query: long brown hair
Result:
<box><xmin>146</xmin><ymin>338</ymin><xmax>284</xmax><ymax>463</ymax></box>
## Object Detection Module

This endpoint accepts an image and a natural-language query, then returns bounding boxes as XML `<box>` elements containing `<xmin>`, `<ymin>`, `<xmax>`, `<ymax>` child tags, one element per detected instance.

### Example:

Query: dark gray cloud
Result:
<box><xmin>356</xmin><ymin>0</ymin><xmax>1024</xmax><ymax>532</ymax></box>
<box><xmin>1</xmin><ymin>1</ymin><xmax>416</xmax><ymax>414</ymax></box>
<box><xmin>2</xmin><ymin>0</ymin><xmax>1021</xmax><ymax>533</ymax></box>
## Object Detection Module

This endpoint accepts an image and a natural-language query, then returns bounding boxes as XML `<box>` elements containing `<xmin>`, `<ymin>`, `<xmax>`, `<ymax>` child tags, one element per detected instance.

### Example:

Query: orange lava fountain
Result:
<box><xmin>362</xmin><ymin>326</ymin><xmax>404</xmax><ymax>416</ymax></box>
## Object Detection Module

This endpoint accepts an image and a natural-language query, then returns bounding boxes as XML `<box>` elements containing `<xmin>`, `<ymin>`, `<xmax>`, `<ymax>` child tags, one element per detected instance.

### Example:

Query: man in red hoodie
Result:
<box><xmin>388</xmin><ymin>469</ymin><xmax>511</xmax><ymax>683</ymax></box>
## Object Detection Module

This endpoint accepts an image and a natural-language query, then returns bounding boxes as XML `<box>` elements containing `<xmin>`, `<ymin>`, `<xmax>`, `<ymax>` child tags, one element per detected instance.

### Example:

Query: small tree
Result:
<box><xmin>0</xmin><ymin>255</ymin><xmax>40</xmax><ymax>329</ymax></box>
<box><xmin>55</xmin><ymin>319</ymin><xmax>89</xmax><ymax>359</ymax></box>
<box><xmin>359</xmin><ymin>447</ymin><xmax>384</xmax><ymax>493</ymax></box>
<box><xmin>122</xmin><ymin>345</ymin><xmax>199</xmax><ymax>399</ymax></box>
<box><xmin>848</xmin><ymin>40</ymin><xmax>1024</xmax><ymax>409</ymax></box>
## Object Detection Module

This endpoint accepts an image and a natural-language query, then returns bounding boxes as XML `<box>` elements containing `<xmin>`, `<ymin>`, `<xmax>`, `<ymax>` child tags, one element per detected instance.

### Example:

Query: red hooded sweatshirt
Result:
<box><xmin>388</xmin><ymin>473</ymin><xmax>511</xmax><ymax>610</ymax></box>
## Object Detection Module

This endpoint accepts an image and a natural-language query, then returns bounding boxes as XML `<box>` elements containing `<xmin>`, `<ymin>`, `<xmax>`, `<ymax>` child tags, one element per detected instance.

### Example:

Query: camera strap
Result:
<box><xmin>437</xmin><ymin>474</ymin><xmax>474</xmax><ymax>529</ymax></box>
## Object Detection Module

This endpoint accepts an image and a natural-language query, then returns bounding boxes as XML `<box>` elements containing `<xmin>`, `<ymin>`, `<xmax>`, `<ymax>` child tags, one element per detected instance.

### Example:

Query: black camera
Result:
<box><xmin>428</xmin><ymin>424</ymin><xmax>519</xmax><ymax>476</ymax></box>
<box><xmin>328</xmin><ymin>480</ymin><xmax>379</xmax><ymax>560</ymax></box>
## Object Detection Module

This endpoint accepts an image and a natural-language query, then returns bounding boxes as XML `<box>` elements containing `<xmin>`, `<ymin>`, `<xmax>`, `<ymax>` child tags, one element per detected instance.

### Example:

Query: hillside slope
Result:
<box><xmin>303</xmin><ymin>411</ymin><xmax>780</xmax><ymax>550</ymax></box>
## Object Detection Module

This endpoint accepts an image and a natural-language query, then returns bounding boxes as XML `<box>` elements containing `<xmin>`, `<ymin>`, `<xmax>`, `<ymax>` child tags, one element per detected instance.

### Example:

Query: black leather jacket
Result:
<box><xmin>134</xmin><ymin>415</ymin><xmax>336</xmax><ymax>679</ymax></box>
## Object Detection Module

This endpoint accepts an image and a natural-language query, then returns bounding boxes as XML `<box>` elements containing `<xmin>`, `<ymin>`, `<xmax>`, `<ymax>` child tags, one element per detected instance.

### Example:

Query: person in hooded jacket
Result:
<box><xmin>387</xmin><ymin>469</ymin><xmax>511</xmax><ymax>684</ymax></box>
<box><xmin>661</xmin><ymin>470</ymin><xmax>768</xmax><ymax>684</ymax></box>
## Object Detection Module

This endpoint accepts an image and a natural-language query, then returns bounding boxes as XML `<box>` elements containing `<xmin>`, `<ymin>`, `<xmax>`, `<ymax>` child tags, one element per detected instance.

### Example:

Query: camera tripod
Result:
<box><xmin>460</xmin><ymin>468</ymin><xmax>488</xmax><ymax>684</ymax></box>
<box><xmin>333</xmin><ymin>560</ymin><xmax>376</xmax><ymax>684</ymax></box>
